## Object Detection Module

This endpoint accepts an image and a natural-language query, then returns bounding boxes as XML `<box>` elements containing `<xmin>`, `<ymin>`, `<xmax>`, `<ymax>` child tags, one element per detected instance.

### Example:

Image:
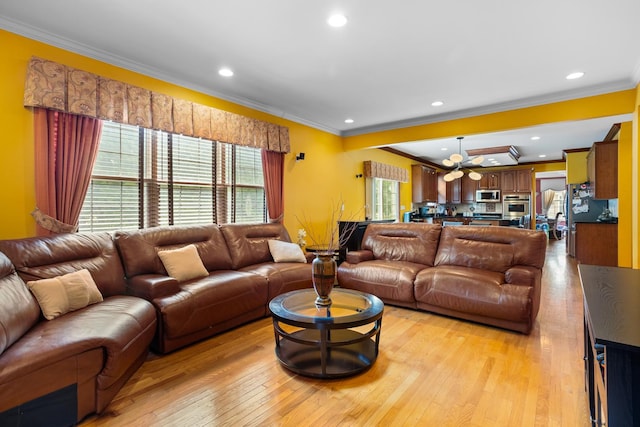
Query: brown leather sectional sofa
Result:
<box><xmin>115</xmin><ymin>223</ymin><xmax>313</xmax><ymax>353</ymax></box>
<box><xmin>337</xmin><ymin>223</ymin><xmax>547</xmax><ymax>334</ymax></box>
<box><xmin>0</xmin><ymin>232</ymin><xmax>157</xmax><ymax>426</ymax></box>
<box><xmin>0</xmin><ymin>222</ymin><xmax>311</xmax><ymax>424</ymax></box>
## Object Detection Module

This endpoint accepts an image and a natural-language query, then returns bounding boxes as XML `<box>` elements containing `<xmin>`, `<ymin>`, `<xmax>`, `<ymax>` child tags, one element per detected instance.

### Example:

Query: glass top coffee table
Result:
<box><xmin>269</xmin><ymin>288</ymin><xmax>384</xmax><ymax>378</ymax></box>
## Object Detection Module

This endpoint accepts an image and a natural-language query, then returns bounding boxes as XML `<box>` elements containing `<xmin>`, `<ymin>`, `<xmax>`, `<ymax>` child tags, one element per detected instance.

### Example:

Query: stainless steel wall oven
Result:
<box><xmin>503</xmin><ymin>194</ymin><xmax>530</xmax><ymax>219</ymax></box>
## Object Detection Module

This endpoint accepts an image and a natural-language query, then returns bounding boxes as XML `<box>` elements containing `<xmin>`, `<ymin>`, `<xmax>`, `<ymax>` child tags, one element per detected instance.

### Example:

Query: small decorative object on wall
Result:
<box><xmin>297</xmin><ymin>199</ymin><xmax>360</xmax><ymax>306</ymax></box>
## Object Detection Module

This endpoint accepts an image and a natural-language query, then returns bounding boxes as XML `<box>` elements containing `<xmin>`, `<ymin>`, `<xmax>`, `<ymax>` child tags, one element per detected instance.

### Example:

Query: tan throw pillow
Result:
<box><xmin>27</xmin><ymin>269</ymin><xmax>104</xmax><ymax>320</ymax></box>
<box><xmin>158</xmin><ymin>244</ymin><xmax>209</xmax><ymax>282</ymax></box>
<box><xmin>268</xmin><ymin>239</ymin><xmax>307</xmax><ymax>263</ymax></box>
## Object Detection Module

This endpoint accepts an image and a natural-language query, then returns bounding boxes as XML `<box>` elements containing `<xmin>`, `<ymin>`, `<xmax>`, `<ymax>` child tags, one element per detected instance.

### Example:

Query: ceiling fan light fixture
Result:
<box><xmin>443</xmin><ymin>173</ymin><xmax>455</xmax><ymax>182</ymax></box>
<box><xmin>452</xmin><ymin>169</ymin><xmax>464</xmax><ymax>179</ymax></box>
<box><xmin>443</xmin><ymin>159</ymin><xmax>455</xmax><ymax>167</ymax></box>
<box><xmin>470</xmin><ymin>156</ymin><xmax>484</xmax><ymax>165</ymax></box>
<box><xmin>449</xmin><ymin>153</ymin><xmax>463</xmax><ymax>163</ymax></box>
<box><xmin>468</xmin><ymin>171</ymin><xmax>482</xmax><ymax>181</ymax></box>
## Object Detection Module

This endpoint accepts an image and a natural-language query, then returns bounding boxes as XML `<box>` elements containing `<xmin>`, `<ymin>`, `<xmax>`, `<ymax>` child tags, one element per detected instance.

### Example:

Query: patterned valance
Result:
<box><xmin>363</xmin><ymin>161</ymin><xmax>408</xmax><ymax>182</ymax></box>
<box><xmin>23</xmin><ymin>56</ymin><xmax>290</xmax><ymax>153</ymax></box>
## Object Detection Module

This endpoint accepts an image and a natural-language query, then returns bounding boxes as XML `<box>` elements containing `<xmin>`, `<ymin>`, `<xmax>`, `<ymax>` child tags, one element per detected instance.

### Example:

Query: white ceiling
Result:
<box><xmin>1</xmin><ymin>1</ymin><xmax>639</xmax><ymax>167</ymax></box>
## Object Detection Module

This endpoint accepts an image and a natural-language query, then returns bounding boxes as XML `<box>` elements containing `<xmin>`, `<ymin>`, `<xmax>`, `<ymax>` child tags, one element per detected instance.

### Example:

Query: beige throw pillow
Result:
<box><xmin>158</xmin><ymin>244</ymin><xmax>209</xmax><ymax>282</ymax></box>
<box><xmin>27</xmin><ymin>269</ymin><xmax>104</xmax><ymax>320</ymax></box>
<box><xmin>268</xmin><ymin>239</ymin><xmax>307</xmax><ymax>263</ymax></box>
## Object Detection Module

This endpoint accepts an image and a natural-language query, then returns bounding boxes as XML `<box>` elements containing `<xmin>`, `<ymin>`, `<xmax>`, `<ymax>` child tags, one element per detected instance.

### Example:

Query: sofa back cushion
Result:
<box><xmin>435</xmin><ymin>226</ymin><xmax>547</xmax><ymax>272</ymax></box>
<box><xmin>361</xmin><ymin>223</ymin><xmax>443</xmax><ymax>266</ymax></box>
<box><xmin>220</xmin><ymin>223</ymin><xmax>293</xmax><ymax>269</ymax></box>
<box><xmin>0</xmin><ymin>252</ymin><xmax>40</xmax><ymax>356</ymax></box>
<box><xmin>115</xmin><ymin>223</ymin><xmax>233</xmax><ymax>277</ymax></box>
<box><xmin>0</xmin><ymin>232</ymin><xmax>126</xmax><ymax>297</ymax></box>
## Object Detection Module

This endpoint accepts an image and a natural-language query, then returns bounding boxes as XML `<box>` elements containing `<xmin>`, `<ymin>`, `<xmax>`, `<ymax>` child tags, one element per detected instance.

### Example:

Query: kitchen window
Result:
<box><xmin>78</xmin><ymin>121</ymin><xmax>265</xmax><ymax>232</ymax></box>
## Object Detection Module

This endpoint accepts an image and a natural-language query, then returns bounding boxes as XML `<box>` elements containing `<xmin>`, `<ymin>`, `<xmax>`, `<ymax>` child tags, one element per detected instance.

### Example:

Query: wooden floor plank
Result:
<box><xmin>81</xmin><ymin>239</ymin><xmax>590</xmax><ymax>426</ymax></box>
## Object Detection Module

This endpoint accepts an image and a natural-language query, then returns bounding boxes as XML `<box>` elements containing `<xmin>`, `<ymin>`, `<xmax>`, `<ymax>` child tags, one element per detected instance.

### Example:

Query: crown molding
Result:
<box><xmin>0</xmin><ymin>17</ymin><xmax>342</xmax><ymax>136</ymax></box>
<box><xmin>2</xmin><ymin>16</ymin><xmax>635</xmax><ymax>139</ymax></box>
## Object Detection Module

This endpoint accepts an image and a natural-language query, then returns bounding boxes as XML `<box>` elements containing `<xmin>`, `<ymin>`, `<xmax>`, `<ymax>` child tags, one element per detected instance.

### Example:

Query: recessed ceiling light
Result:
<box><xmin>344</xmin><ymin>118</ymin><xmax>354</xmax><ymax>124</ymax></box>
<box><xmin>218</xmin><ymin>68</ymin><xmax>234</xmax><ymax>77</ymax></box>
<box><xmin>431</xmin><ymin>101</ymin><xmax>444</xmax><ymax>107</ymax></box>
<box><xmin>441</xmin><ymin>147</ymin><xmax>448</xmax><ymax>151</ymax></box>
<box><xmin>539</xmin><ymin>154</ymin><xmax>547</xmax><ymax>158</ymax></box>
<box><xmin>327</xmin><ymin>14</ymin><xmax>348</xmax><ymax>27</ymax></box>
<box><xmin>566</xmin><ymin>71</ymin><xmax>584</xmax><ymax>80</ymax></box>
<box><xmin>531</xmin><ymin>136</ymin><xmax>540</xmax><ymax>140</ymax></box>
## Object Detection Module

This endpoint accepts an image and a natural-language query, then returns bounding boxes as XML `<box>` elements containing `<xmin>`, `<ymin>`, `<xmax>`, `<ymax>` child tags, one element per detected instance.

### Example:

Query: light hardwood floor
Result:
<box><xmin>81</xmin><ymin>239</ymin><xmax>590</xmax><ymax>426</ymax></box>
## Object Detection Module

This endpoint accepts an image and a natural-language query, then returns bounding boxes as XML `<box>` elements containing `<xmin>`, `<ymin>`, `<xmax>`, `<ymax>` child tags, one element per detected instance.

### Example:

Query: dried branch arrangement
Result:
<box><xmin>296</xmin><ymin>199</ymin><xmax>362</xmax><ymax>253</ymax></box>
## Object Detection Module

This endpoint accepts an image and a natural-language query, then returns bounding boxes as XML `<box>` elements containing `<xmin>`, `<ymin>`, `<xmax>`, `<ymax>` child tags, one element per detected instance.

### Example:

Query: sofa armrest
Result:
<box><xmin>505</xmin><ymin>265</ymin><xmax>540</xmax><ymax>286</ymax></box>
<box><xmin>345</xmin><ymin>250</ymin><xmax>374</xmax><ymax>264</ymax></box>
<box><xmin>127</xmin><ymin>274</ymin><xmax>180</xmax><ymax>300</ymax></box>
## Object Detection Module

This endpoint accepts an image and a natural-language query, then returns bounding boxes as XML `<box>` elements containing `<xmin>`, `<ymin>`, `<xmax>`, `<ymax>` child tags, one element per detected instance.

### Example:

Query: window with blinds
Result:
<box><xmin>369</xmin><ymin>178</ymin><xmax>399</xmax><ymax>221</ymax></box>
<box><xmin>78</xmin><ymin>121</ymin><xmax>266</xmax><ymax>232</ymax></box>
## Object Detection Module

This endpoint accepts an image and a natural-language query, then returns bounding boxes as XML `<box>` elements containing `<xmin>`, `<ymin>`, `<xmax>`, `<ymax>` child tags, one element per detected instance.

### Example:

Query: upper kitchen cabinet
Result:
<box><xmin>411</xmin><ymin>164</ymin><xmax>438</xmax><ymax>203</ymax></box>
<box><xmin>501</xmin><ymin>169</ymin><xmax>532</xmax><ymax>193</ymax></box>
<box><xmin>461</xmin><ymin>174</ymin><xmax>478</xmax><ymax>203</ymax></box>
<box><xmin>437</xmin><ymin>172</ymin><xmax>461</xmax><ymax>204</ymax></box>
<box><xmin>478</xmin><ymin>171</ymin><xmax>501</xmax><ymax>189</ymax></box>
<box><xmin>587</xmin><ymin>141</ymin><xmax>618</xmax><ymax>199</ymax></box>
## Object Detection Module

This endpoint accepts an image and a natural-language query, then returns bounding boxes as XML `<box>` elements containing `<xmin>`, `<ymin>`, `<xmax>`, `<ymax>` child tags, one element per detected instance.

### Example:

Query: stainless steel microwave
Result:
<box><xmin>475</xmin><ymin>190</ymin><xmax>501</xmax><ymax>202</ymax></box>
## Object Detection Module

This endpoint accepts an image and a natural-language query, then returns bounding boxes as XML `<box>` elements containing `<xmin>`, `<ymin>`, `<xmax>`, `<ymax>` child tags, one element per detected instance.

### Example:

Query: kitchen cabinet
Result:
<box><xmin>580</xmin><ymin>265</ymin><xmax>640</xmax><ymax>426</ymax></box>
<box><xmin>478</xmin><ymin>171</ymin><xmax>500</xmax><ymax>189</ymax></box>
<box><xmin>587</xmin><ymin>141</ymin><xmax>617</xmax><ymax>199</ymax></box>
<box><xmin>501</xmin><ymin>169</ymin><xmax>531</xmax><ymax>193</ymax></box>
<box><xmin>411</xmin><ymin>164</ymin><xmax>438</xmax><ymax>203</ymax></box>
<box><xmin>437</xmin><ymin>173</ymin><xmax>461</xmax><ymax>204</ymax></box>
<box><xmin>575</xmin><ymin>222</ymin><xmax>618</xmax><ymax>266</ymax></box>
<box><xmin>461</xmin><ymin>175</ymin><xmax>478</xmax><ymax>203</ymax></box>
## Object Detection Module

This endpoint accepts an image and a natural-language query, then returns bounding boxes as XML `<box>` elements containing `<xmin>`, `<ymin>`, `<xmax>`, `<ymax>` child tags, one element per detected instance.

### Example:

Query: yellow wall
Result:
<box><xmin>633</xmin><ymin>86</ymin><xmax>640</xmax><ymax>268</ymax></box>
<box><xmin>0</xmin><ymin>29</ymin><xmax>411</xmax><ymax>240</ymax></box>
<box><xmin>565</xmin><ymin>152</ymin><xmax>589</xmax><ymax>184</ymax></box>
<box><xmin>1</xmin><ymin>29</ymin><xmax>639</xmax><ymax>268</ymax></box>
<box><xmin>618</xmin><ymin>122</ymin><xmax>633</xmax><ymax>267</ymax></box>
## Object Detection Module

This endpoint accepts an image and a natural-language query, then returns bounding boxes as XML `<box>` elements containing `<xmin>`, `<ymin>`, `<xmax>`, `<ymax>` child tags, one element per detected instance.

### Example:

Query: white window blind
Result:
<box><xmin>368</xmin><ymin>178</ymin><xmax>399</xmax><ymax>221</ymax></box>
<box><xmin>79</xmin><ymin>121</ymin><xmax>266</xmax><ymax>232</ymax></box>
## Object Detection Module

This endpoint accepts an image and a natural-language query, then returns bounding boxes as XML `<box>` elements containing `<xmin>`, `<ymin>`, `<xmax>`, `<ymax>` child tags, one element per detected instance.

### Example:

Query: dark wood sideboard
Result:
<box><xmin>578</xmin><ymin>264</ymin><xmax>640</xmax><ymax>426</ymax></box>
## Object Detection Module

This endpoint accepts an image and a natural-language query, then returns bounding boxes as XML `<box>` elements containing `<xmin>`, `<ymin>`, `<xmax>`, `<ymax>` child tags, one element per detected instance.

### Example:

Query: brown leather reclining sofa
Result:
<box><xmin>115</xmin><ymin>223</ymin><xmax>313</xmax><ymax>354</ymax></box>
<box><xmin>0</xmin><ymin>232</ymin><xmax>157</xmax><ymax>425</ymax></box>
<box><xmin>0</xmin><ymin>222</ymin><xmax>312</xmax><ymax>424</ymax></box>
<box><xmin>337</xmin><ymin>223</ymin><xmax>547</xmax><ymax>334</ymax></box>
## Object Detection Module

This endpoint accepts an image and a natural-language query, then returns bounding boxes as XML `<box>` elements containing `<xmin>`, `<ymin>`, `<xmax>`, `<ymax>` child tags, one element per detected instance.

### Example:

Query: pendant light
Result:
<box><xmin>442</xmin><ymin>137</ymin><xmax>484</xmax><ymax>181</ymax></box>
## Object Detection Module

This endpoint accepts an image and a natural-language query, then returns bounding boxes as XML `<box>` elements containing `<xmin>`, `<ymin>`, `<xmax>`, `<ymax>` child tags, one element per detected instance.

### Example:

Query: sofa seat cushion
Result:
<box><xmin>239</xmin><ymin>262</ymin><xmax>312</xmax><ymax>301</ymax></box>
<box><xmin>0</xmin><ymin>296</ymin><xmax>156</xmax><ymax>390</ymax></box>
<box><xmin>414</xmin><ymin>266</ymin><xmax>532</xmax><ymax>322</ymax></box>
<box><xmin>338</xmin><ymin>260</ymin><xmax>426</xmax><ymax>305</ymax></box>
<box><xmin>154</xmin><ymin>271</ymin><xmax>268</xmax><ymax>339</ymax></box>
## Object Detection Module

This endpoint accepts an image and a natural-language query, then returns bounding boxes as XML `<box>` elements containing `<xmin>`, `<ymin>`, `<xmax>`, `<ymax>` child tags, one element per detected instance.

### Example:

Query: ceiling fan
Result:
<box><xmin>442</xmin><ymin>137</ymin><xmax>483</xmax><ymax>182</ymax></box>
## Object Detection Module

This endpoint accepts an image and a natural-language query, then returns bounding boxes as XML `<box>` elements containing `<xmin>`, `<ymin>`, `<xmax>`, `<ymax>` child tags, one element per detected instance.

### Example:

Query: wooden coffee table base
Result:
<box><xmin>273</xmin><ymin>327</ymin><xmax>379</xmax><ymax>378</ymax></box>
<box><xmin>269</xmin><ymin>289</ymin><xmax>384</xmax><ymax>379</ymax></box>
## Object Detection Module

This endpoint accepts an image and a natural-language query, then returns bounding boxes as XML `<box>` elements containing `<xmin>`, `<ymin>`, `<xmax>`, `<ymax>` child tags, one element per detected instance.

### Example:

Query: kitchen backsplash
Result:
<box><xmin>435</xmin><ymin>202</ymin><xmax>503</xmax><ymax>216</ymax></box>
